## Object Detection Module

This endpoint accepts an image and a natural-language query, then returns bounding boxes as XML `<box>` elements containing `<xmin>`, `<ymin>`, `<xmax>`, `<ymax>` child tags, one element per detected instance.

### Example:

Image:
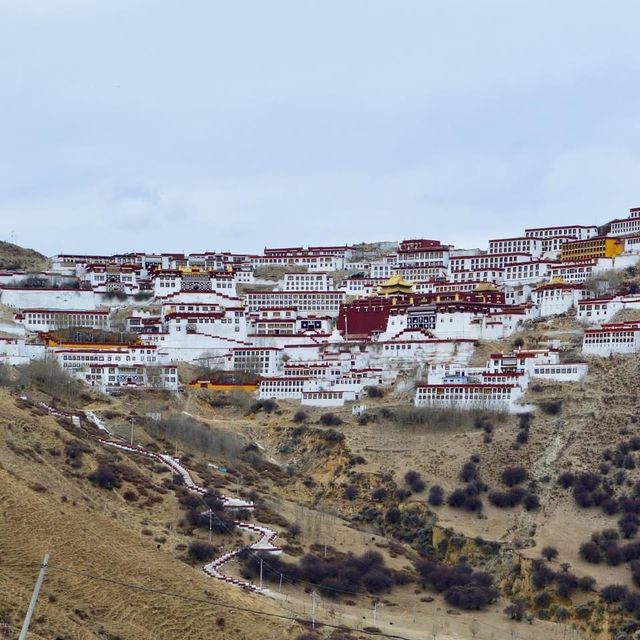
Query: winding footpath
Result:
<box><xmin>41</xmin><ymin>404</ymin><xmax>281</xmax><ymax>593</ymax></box>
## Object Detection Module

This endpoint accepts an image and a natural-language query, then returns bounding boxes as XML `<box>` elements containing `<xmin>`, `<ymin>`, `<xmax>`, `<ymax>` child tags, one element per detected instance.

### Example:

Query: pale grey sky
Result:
<box><xmin>1</xmin><ymin>1</ymin><xmax>639</xmax><ymax>256</ymax></box>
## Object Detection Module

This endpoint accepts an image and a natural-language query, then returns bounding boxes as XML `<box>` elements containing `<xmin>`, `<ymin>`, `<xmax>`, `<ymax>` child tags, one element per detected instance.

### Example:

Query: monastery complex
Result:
<box><xmin>3</xmin><ymin>206</ymin><xmax>640</xmax><ymax>412</ymax></box>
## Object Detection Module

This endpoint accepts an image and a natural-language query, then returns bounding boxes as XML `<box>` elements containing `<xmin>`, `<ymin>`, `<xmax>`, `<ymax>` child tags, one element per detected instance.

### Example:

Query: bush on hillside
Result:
<box><xmin>88</xmin><ymin>464</ymin><xmax>120</xmax><ymax>489</ymax></box>
<box><xmin>501</xmin><ymin>466</ymin><xmax>528</xmax><ymax>487</ymax></box>
<box><xmin>188</xmin><ymin>541</ymin><xmax>216</xmax><ymax>562</ymax></box>
<box><xmin>319</xmin><ymin>412</ymin><xmax>343</xmax><ymax>426</ymax></box>
<box><xmin>414</xmin><ymin>559</ymin><xmax>498</xmax><ymax>610</ymax></box>
<box><xmin>293</xmin><ymin>410</ymin><xmax>308</xmax><ymax>423</ymax></box>
<box><xmin>428</xmin><ymin>485</ymin><xmax>444</xmax><ymax>506</ymax></box>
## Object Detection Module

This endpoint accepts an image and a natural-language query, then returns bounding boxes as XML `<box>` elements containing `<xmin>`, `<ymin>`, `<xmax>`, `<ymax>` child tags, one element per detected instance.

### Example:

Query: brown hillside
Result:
<box><xmin>0</xmin><ymin>240</ymin><xmax>50</xmax><ymax>271</ymax></box>
<box><xmin>0</xmin><ymin>391</ymin><xmax>299</xmax><ymax>640</ymax></box>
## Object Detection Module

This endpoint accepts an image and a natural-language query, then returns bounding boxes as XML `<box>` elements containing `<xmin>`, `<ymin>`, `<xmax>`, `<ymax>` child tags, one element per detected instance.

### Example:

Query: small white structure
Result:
<box><xmin>577</xmin><ymin>295</ymin><xmax>640</xmax><ymax>325</ymax></box>
<box><xmin>301</xmin><ymin>389</ymin><xmax>357</xmax><ymax>407</ymax></box>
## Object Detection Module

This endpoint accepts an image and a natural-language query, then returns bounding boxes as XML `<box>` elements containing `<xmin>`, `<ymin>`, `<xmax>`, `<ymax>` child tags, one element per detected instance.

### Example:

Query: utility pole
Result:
<box><xmin>311</xmin><ymin>590</ymin><xmax>320</xmax><ymax>629</ymax></box>
<box><xmin>19</xmin><ymin>554</ymin><xmax>49</xmax><ymax>640</ymax></box>
<box><xmin>373</xmin><ymin>601</ymin><xmax>382</xmax><ymax>625</ymax></box>
<box><xmin>259</xmin><ymin>557</ymin><xmax>263</xmax><ymax>589</ymax></box>
<box><xmin>208</xmin><ymin>509</ymin><xmax>213</xmax><ymax>543</ymax></box>
<box><xmin>129</xmin><ymin>416</ymin><xmax>135</xmax><ymax>446</ymax></box>
<box><xmin>278</xmin><ymin>573</ymin><xmax>283</xmax><ymax>592</ymax></box>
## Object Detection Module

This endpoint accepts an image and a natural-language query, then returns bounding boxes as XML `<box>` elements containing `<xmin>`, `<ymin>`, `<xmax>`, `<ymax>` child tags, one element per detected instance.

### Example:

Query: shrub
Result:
<box><xmin>577</xmin><ymin>576</ymin><xmax>596</xmax><ymax>592</ymax></box>
<box><xmin>558</xmin><ymin>472</ymin><xmax>575</xmax><ymax>489</ymax></box>
<box><xmin>516</xmin><ymin>430</ymin><xmax>529</xmax><ymax>445</ymax></box>
<box><xmin>605</xmin><ymin>543</ymin><xmax>625</xmax><ymax>567</ymax></box>
<box><xmin>88</xmin><ymin>464</ymin><xmax>119</xmax><ymax>489</ymax></box>
<box><xmin>365</xmin><ymin>386</ymin><xmax>384</xmax><ymax>398</ymax></box>
<box><xmin>428</xmin><ymin>485</ymin><xmax>444</xmax><ymax>506</ymax></box>
<box><xmin>502</xmin><ymin>466</ymin><xmax>528</xmax><ymax>487</ymax></box>
<box><xmin>447</xmin><ymin>489</ymin><xmax>467</xmax><ymax>508</ymax></box>
<box><xmin>505</xmin><ymin>601</ymin><xmax>526</xmax><ymax>621</ymax></box>
<box><xmin>531</xmin><ymin>562</ymin><xmax>555</xmax><ymax>589</ymax></box>
<box><xmin>385</xmin><ymin>507</ymin><xmax>401</xmax><ymax>524</ymax></box>
<box><xmin>524</xmin><ymin>494</ymin><xmax>540</xmax><ymax>511</ymax></box>
<box><xmin>249</xmin><ymin>399</ymin><xmax>278</xmax><ymax>414</ymax></box>
<box><xmin>555</xmin><ymin>572</ymin><xmax>578</xmax><ymax>598</ymax></box>
<box><xmin>415</xmin><ymin>559</ymin><xmax>498</xmax><ymax>610</ymax></box>
<box><xmin>619</xmin><ymin>514</ymin><xmax>640</xmax><ymax>539</ymax></box>
<box><xmin>321</xmin><ymin>428</ymin><xmax>344</xmax><ymax>443</ymax></box>
<box><xmin>534</xmin><ymin>592</ymin><xmax>551</xmax><ymax>608</ymax></box>
<box><xmin>579</xmin><ymin>542</ymin><xmax>602</xmax><ymax>564</ymax></box>
<box><xmin>404</xmin><ymin>470</ymin><xmax>420</xmax><ymax>485</ymax></box>
<box><xmin>601</xmin><ymin>584</ymin><xmax>628</xmax><ymax>603</ymax></box>
<box><xmin>601</xmin><ymin>498</ymin><xmax>619</xmax><ymax>515</ymax></box>
<box><xmin>519</xmin><ymin>413</ymin><xmax>532</xmax><ymax>430</ymax></box>
<box><xmin>188</xmin><ymin>541</ymin><xmax>216</xmax><ymax>562</ymax></box>
<box><xmin>573</xmin><ymin>487</ymin><xmax>592</xmax><ymax>508</ymax></box>
<box><xmin>320</xmin><ymin>413</ymin><xmax>343</xmax><ymax>426</ymax></box>
<box><xmin>293</xmin><ymin>410</ymin><xmax>308</xmax><ymax>423</ymax></box>
<box><xmin>539</xmin><ymin>400</ymin><xmax>562</xmax><ymax>415</ymax></box>
<box><xmin>541</xmin><ymin>546</ymin><xmax>559</xmax><ymax>561</ymax></box>
<box><xmin>460</xmin><ymin>462</ymin><xmax>478</xmax><ymax>483</ymax></box>
<box><xmin>410</xmin><ymin>478</ymin><xmax>426</xmax><ymax>493</ymax></box>
<box><xmin>489</xmin><ymin>487</ymin><xmax>526</xmax><ymax>508</ymax></box>
<box><xmin>344</xmin><ymin>485</ymin><xmax>358</xmax><ymax>500</ymax></box>
<box><xmin>240</xmin><ymin>549</ymin><xmax>404</xmax><ymax>598</ymax></box>
<box><xmin>372</xmin><ymin>487</ymin><xmax>388</xmax><ymax>502</ymax></box>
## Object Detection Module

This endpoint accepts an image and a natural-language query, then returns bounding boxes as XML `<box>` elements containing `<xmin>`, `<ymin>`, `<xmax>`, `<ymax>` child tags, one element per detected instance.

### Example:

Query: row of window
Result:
<box><xmin>533</xmin><ymin>367</ymin><xmax>581</xmax><ymax>374</ymax></box>
<box><xmin>62</xmin><ymin>353</ymin><xmax>156</xmax><ymax>362</ymax></box>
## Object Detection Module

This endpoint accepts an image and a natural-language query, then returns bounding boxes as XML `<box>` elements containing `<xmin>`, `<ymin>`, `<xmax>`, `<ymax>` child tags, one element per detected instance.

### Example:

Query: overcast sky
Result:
<box><xmin>1</xmin><ymin>1</ymin><xmax>639</xmax><ymax>257</ymax></box>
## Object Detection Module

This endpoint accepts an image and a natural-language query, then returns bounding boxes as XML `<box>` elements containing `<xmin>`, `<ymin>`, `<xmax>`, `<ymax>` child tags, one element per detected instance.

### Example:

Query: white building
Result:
<box><xmin>449</xmin><ymin>253</ymin><xmax>532</xmax><ymax>273</ymax></box>
<box><xmin>278</xmin><ymin>272</ymin><xmax>334</xmax><ymax>291</ymax></box>
<box><xmin>54</xmin><ymin>344</ymin><xmax>161</xmax><ymax>370</ymax></box>
<box><xmin>258</xmin><ymin>377</ymin><xmax>309</xmax><ymax>399</ymax></box>
<box><xmin>451</xmin><ymin>269</ymin><xmax>504</xmax><ymax>284</ymax></box>
<box><xmin>244</xmin><ymin>291</ymin><xmax>345</xmax><ymax>316</ymax></box>
<box><xmin>301</xmin><ymin>389</ymin><xmax>357</xmax><ymax>407</ymax></box>
<box><xmin>82</xmin><ymin>363</ymin><xmax>178</xmax><ymax>392</ymax></box>
<box><xmin>415</xmin><ymin>383</ymin><xmax>521</xmax><ymax>411</ymax></box>
<box><xmin>15</xmin><ymin>309</ymin><xmax>110</xmax><ymax>332</ymax></box>
<box><xmin>548</xmin><ymin>260</ymin><xmax>596</xmax><ymax>283</ymax></box>
<box><xmin>582</xmin><ymin>321</ymin><xmax>640</xmax><ymax>356</ymax></box>
<box><xmin>525</xmin><ymin>225</ymin><xmax>598</xmax><ymax>240</ymax></box>
<box><xmin>229</xmin><ymin>347</ymin><xmax>282</xmax><ymax>375</ymax></box>
<box><xmin>488</xmin><ymin>237</ymin><xmax>543</xmax><ymax>258</ymax></box>
<box><xmin>577</xmin><ymin>295</ymin><xmax>640</xmax><ymax>324</ymax></box>
<box><xmin>531</xmin><ymin>282</ymin><xmax>587</xmax><ymax>318</ymax></box>
<box><xmin>609</xmin><ymin>208</ymin><xmax>640</xmax><ymax>236</ymax></box>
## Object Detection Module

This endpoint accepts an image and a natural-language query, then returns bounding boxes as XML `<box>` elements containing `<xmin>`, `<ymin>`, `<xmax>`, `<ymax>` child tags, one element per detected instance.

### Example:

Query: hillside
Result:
<box><xmin>0</xmin><ymin>391</ymin><xmax>298</xmax><ymax>640</ymax></box>
<box><xmin>5</xmin><ymin>314</ymin><xmax>640</xmax><ymax>639</ymax></box>
<box><xmin>0</xmin><ymin>240</ymin><xmax>50</xmax><ymax>272</ymax></box>
<box><xmin>0</xmin><ymin>377</ymin><xmax>580</xmax><ymax>640</ymax></box>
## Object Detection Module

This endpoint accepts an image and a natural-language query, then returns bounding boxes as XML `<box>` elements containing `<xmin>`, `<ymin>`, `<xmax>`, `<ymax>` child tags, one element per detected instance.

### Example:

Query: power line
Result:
<box><xmin>49</xmin><ymin>409</ymin><xmax>390</xmax><ymax>598</ymax></box>
<box><xmin>40</xmin><ymin>562</ymin><xmax>417</xmax><ymax>640</ymax></box>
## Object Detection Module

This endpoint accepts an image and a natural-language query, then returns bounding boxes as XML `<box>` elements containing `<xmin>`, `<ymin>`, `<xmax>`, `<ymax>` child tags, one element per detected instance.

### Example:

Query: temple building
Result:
<box><xmin>378</xmin><ymin>274</ymin><xmax>414</xmax><ymax>297</ymax></box>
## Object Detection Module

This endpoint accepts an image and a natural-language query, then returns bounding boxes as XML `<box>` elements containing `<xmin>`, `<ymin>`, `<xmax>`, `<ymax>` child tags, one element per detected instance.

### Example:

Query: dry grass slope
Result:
<box><xmin>0</xmin><ymin>390</ymin><xmax>299</xmax><ymax>640</ymax></box>
<box><xmin>0</xmin><ymin>240</ymin><xmax>50</xmax><ymax>271</ymax></box>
